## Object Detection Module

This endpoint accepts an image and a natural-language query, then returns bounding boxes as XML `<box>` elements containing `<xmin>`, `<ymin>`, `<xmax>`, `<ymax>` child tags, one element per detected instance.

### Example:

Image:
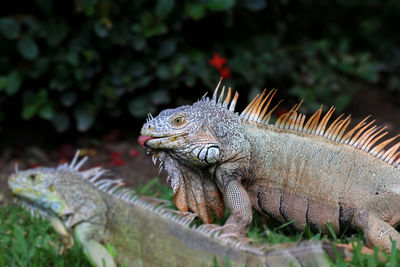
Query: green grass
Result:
<box><xmin>0</xmin><ymin>203</ymin><xmax>91</xmax><ymax>267</ymax></box>
<box><xmin>2</xmin><ymin>178</ymin><xmax>400</xmax><ymax>266</ymax></box>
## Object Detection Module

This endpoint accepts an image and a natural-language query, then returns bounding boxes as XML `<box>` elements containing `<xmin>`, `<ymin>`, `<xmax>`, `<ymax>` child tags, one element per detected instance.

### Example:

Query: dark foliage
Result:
<box><xmin>0</xmin><ymin>0</ymin><xmax>399</xmax><ymax>133</ymax></box>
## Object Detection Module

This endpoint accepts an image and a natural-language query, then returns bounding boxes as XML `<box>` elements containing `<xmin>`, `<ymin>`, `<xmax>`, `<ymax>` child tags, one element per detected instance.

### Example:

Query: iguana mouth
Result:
<box><xmin>138</xmin><ymin>135</ymin><xmax>154</xmax><ymax>148</ymax></box>
<box><xmin>138</xmin><ymin>134</ymin><xmax>187</xmax><ymax>149</ymax></box>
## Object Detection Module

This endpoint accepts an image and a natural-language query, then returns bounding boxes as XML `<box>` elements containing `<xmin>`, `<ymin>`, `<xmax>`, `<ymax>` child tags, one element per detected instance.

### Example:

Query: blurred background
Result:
<box><xmin>1</xmin><ymin>0</ymin><xmax>400</xmax><ymax>188</ymax></box>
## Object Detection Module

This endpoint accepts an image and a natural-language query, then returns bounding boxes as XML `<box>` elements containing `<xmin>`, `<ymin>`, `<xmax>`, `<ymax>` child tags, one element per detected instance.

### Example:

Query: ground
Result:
<box><xmin>0</xmin><ymin>137</ymin><xmax>163</xmax><ymax>199</ymax></box>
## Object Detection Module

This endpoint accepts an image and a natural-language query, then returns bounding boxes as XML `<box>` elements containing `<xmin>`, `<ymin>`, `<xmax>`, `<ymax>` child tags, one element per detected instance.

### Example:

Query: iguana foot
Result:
<box><xmin>219</xmin><ymin>223</ymin><xmax>244</xmax><ymax>238</ymax></box>
<box><xmin>75</xmin><ymin>223</ymin><xmax>117</xmax><ymax>267</ymax></box>
<box><xmin>197</xmin><ymin>223</ymin><xmax>227</xmax><ymax>236</ymax></box>
<box><xmin>336</xmin><ymin>242</ymin><xmax>374</xmax><ymax>255</ymax></box>
<box><xmin>140</xmin><ymin>196</ymin><xmax>170</xmax><ymax>208</ymax></box>
<box><xmin>336</xmin><ymin>242</ymin><xmax>387</xmax><ymax>262</ymax></box>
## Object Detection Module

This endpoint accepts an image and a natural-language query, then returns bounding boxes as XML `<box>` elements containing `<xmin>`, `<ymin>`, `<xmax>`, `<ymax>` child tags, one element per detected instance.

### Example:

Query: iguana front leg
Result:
<box><xmin>49</xmin><ymin>217</ymin><xmax>74</xmax><ymax>250</ymax></box>
<box><xmin>216</xmin><ymin>167</ymin><xmax>252</xmax><ymax>235</ymax></box>
<box><xmin>74</xmin><ymin>223</ymin><xmax>116</xmax><ymax>267</ymax></box>
<box><xmin>354</xmin><ymin>192</ymin><xmax>400</xmax><ymax>253</ymax></box>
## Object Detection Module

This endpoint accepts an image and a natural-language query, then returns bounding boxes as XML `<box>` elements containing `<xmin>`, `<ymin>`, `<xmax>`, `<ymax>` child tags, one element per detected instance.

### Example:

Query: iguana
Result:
<box><xmin>8</xmin><ymin>151</ymin><xmax>339</xmax><ymax>266</ymax></box>
<box><xmin>139</xmin><ymin>81</ymin><xmax>400</xmax><ymax>253</ymax></box>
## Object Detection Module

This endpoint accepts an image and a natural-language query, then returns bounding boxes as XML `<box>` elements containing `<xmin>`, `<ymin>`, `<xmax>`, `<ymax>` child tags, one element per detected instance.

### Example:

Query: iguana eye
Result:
<box><xmin>172</xmin><ymin>116</ymin><xmax>185</xmax><ymax>126</ymax></box>
<box><xmin>29</xmin><ymin>174</ymin><xmax>37</xmax><ymax>182</ymax></box>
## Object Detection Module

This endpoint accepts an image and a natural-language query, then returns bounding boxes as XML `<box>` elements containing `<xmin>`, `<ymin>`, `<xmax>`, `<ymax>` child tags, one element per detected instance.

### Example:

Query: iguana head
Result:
<box><xmin>139</xmin><ymin>83</ymin><xmax>246</xmax><ymax>223</ymax></box>
<box><xmin>8</xmin><ymin>155</ymin><xmax>107</xmax><ymax>247</ymax></box>
<box><xmin>139</xmin><ymin>104</ymin><xmax>221</xmax><ymax>167</ymax></box>
<box><xmin>139</xmin><ymin>84</ymin><xmax>242</xmax><ymax>167</ymax></box>
<box><xmin>9</xmin><ymin>167</ymin><xmax>75</xmax><ymax>218</ymax></box>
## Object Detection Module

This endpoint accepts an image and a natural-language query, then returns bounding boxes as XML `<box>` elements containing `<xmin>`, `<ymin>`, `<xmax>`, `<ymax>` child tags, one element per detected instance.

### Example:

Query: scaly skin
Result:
<box><xmin>140</xmin><ymin>83</ymin><xmax>400</xmax><ymax>252</ymax></box>
<box><xmin>8</xmin><ymin>151</ymin><xmax>340</xmax><ymax>266</ymax></box>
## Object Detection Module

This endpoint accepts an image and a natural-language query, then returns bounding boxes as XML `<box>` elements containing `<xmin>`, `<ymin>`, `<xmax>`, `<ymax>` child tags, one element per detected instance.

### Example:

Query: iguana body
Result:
<box><xmin>8</xmin><ymin>152</ymin><xmax>338</xmax><ymax>266</ymax></box>
<box><xmin>139</xmin><ymin>82</ymin><xmax>400</xmax><ymax>252</ymax></box>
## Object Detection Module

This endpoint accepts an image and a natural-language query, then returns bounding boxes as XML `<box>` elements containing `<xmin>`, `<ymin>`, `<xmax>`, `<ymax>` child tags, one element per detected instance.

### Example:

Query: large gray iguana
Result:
<box><xmin>139</xmin><ymin>81</ymin><xmax>400</xmax><ymax>253</ymax></box>
<box><xmin>8</xmin><ymin>151</ymin><xmax>339</xmax><ymax>266</ymax></box>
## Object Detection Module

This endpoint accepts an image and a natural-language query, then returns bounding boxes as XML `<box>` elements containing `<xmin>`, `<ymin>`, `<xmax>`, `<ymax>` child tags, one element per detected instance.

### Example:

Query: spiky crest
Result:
<box><xmin>209</xmin><ymin>79</ymin><xmax>239</xmax><ymax>112</ymax></box>
<box><xmin>211</xmin><ymin>85</ymin><xmax>400</xmax><ymax>170</ymax></box>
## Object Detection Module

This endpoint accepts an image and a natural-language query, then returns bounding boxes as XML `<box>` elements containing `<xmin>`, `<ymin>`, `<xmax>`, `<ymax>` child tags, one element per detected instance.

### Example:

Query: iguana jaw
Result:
<box><xmin>11</xmin><ymin>192</ymin><xmax>75</xmax><ymax>224</ymax></box>
<box><xmin>138</xmin><ymin>134</ymin><xmax>188</xmax><ymax>149</ymax></box>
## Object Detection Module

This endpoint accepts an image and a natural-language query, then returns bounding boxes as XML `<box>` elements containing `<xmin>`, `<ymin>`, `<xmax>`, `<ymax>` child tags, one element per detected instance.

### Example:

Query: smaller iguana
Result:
<box><xmin>8</xmin><ymin>151</ymin><xmax>343</xmax><ymax>266</ymax></box>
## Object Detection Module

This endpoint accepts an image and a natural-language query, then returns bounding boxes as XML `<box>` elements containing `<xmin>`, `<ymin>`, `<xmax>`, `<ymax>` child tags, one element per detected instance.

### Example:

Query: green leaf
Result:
<box><xmin>143</xmin><ymin>23</ymin><xmax>168</xmax><ymax>38</ymax></box>
<box><xmin>206</xmin><ymin>0</ymin><xmax>235</xmax><ymax>11</ymax></box>
<box><xmin>131</xmin><ymin>36</ymin><xmax>146</xmax><ymax>51</ymax></box>
<box><xmin>74</xmin><ymin>107</ymin><xmax>95</xmax><ymax>132</ymax></box>
<box><xmin>44</xmin><ymin>22</ymin><xmax>68</xmax><ymax>47</ymax></box>
<box><xmin>6</xmin><ymin>71</ymin><xmax>22</xmax><ymax>95</ymax></box>
<box><xmin>157</xmin><ymin>39</ymin><xmax>176</xmax><ymax>59</ymax></box>
<box><xmin>21</xmin><ymin>89</ymin><xmax>48</xmax><ymax>119</ymax></box>
<box><xmin>128</xmin><ymin>96</ymin><xmax>155</xmax><ymax>118</ymax></box>
<box><xmin>36</xmin><ymin>0</ymin><xmax>54</xmax><ymax>15</ymax></box>
<box><xmin>334</xmin><ymin>94</ymin><xmax>351</xmax><ymax>112</ymax></box>
<box><xmin>61</xmin><ymin>92</ymin><xmax>77</xmax><ymax>107</ymax></box>
<box><xmin>38</xmin><ymin>104</ymin><xmax>54</xmax><ymax>120</ymax></box>
<box><xmin>0</xmin><ymin>76</ymin><xmax>7</xmax><ymax>90</ymax></box>
<box><xmin>0</xmin><ymin>17</ymin><xmax>20</xmax><ymax>39</ymax></box>
<box><xmin>357</xmin><ymin>64</ymin><xmax>379</xmax><ymax>83</ymax></box>
<box><xmin>130</xmin><ymin>62</ymin><xmax>146</xmax><ymax>77</ymax></box>
<box><xmin>155</xmin><ymin>0</ymin><xmax>175</xmax><ymax>18</ymax></box>
<box><xmin>17</xmin><ymin>37</ymin><xmax>39</xmax><ymax>60</ymax></box>
<box><xmin>82</xmin><ymin>0</ymin><xmax>99</xmax><ymax>16</ymax></box>
<box><xmin>94</xmin><ymin>21</ymin><xmax>108</xmax><ymax>38</ymax></box>
<box><xmin>186</xmin><ymin>4</ymin><xmax>206</xmax><ymax>20</ymax></box>
<box><xmin>64</xmin><ymin>51</ymin><xmax>79</xmax><ymax>66</ymax></box>
<box><xmin>30</xmin><ymin>58</ymin><xmax>50</xmax><ymax>78</ymax></box>
<box><xmin>35</xmin><ymin>89</ymin><xmax>48</xmax><ymax>105</ymax></box>
<box><xmin>22</xmin><ymin>104</ymin><xmax>37</xmax><ymax>120</ymax></box>
<box><xmin>52</xmin><ymin>112</ymin><xmax>70</xmax><ymax>132</ymax></box>
<box><xmin>151</xmin><ymin>90</ymin><xmax>170</xmax><ymax>105</ymax></box>
<box><xmin>156</xmin><ymin>64</ymin><xmax>170</xmax><ymax>80</ymax></box>
<box><xmin>135</xmin><ymin>75</ymin><xmax>152</xmax><ymax>88</ymax></box>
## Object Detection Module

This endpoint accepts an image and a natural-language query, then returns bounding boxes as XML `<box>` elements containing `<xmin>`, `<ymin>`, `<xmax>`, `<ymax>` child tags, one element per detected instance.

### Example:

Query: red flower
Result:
<box><xmin>109</xmin><ymin>152</ymin><xmax>121</xmax><ymax>159</ymax></box>
<box><xmin>129</xmin><ymin>149</ymin><xmax>140</xmax><ymax>157</ymax></box>
<box><xmin>219</xmin><ymin>67</ymin><xmax>231</xmax><ymax>79</ymax></box>
<box><xmin>111</xmin><ymin>158</ymin><xmax>125</xmax><ymax>166</ymax></box>
<box><xmin>209</xmin><ymin>53</ymin><xmax>227</xmax><ymax>70</ymax></box>
<box><xmin>109</xmin><ymin>151</ymin><xmax>125</xmax><ymax>166</ymax></box>
<box><xmin>209</xmin><ymin>53</ymin><xmax>231</xmax><ymax>79</ymax></box>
